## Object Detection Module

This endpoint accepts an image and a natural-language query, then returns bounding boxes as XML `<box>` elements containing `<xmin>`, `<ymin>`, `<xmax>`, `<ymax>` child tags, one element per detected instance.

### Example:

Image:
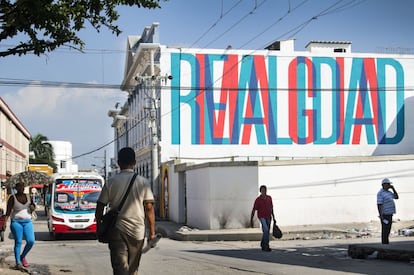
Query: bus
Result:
<box><xmin>47</xmin><ymin>172</ymin><xmax>104</xmax><ymax>239</ymax></box>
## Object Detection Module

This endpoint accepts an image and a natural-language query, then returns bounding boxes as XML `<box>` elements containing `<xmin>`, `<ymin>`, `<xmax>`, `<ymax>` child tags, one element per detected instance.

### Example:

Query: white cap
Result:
<box><xmin>382</xmin><ymin>178</ymin><xmax>392</xmax><ymax>184</ymax></box>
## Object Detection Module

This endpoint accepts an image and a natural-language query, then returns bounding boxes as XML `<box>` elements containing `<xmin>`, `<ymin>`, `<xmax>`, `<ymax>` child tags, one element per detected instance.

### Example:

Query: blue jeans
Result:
<box><xmin>10</xmin><ymin>219</ymin><xmax>35</xmax><ymax>265</ymax></box>
<box><xmin>259</xmin><ymin>218</ymin><xmax>271</xmax><ymax>249</ymax></box>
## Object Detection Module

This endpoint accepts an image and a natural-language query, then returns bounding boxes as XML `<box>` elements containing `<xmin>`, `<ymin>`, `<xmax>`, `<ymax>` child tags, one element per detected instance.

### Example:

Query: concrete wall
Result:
<box><xmin>166</xmin><ymin>161</ymin><xmax>184</xmax><ymax>223</ymax></box>
<box><xmin>168</xmin><ymin>155</ymin><xmax>414</xmax><ymax>229</ymax></box>
<box><xmin>260</xmin><ymin>156</ymin><xmax>414</xmax><ymax>226</ymax></box>
<box><xmin>184</xmin><ymin>163</ymin><xmax>258</xmax><ymax>230</ymax></box>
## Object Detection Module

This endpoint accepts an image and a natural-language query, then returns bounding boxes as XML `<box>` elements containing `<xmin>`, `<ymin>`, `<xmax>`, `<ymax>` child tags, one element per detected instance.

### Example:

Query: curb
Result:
<box><xmin>170</xmin><ymin>231</ymin><xmax>263</xmax><ymax>242</ymax></box>
<box><xmin>160</xmin><ymin>226</ymin><xmax>365</xmax><ymax>242</ymax></box>
<box><xmin>348</xmin><ymin>242</ymin><xmax>414</xmax><ymax>262</ymax></box>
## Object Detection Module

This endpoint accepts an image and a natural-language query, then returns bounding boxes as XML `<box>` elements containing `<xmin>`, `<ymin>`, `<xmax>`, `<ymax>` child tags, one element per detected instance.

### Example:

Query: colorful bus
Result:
<box><xmin>47</xmin><ymin>172</ymin><xmax>104</xmax><ymax>239</ymax></box>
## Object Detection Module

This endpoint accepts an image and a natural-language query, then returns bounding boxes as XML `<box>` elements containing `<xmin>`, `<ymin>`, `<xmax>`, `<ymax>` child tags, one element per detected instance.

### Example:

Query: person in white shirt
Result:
<box><xmin>377</xmin><ymin>178</ymin><xmax>399</xmax><ymax>244</ymax></box>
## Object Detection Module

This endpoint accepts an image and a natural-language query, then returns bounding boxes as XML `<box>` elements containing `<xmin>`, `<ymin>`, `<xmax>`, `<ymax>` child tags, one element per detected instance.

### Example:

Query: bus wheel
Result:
<box><xmin>50</xmin><ymin>231</ymin><xmax>57</xmax><ymax>241</ymax></box>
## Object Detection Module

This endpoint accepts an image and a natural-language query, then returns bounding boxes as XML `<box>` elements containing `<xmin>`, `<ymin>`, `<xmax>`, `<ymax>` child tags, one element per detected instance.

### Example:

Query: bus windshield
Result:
<box><xmin>53</xmin><ymin>179</ymin><xmax>103</xmax><ymax>213</ymax></box>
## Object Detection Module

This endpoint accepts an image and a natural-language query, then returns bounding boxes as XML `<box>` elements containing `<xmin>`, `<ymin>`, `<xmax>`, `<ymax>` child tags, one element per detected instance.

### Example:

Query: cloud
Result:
<box><xmin>2</xmin><ymin>85</ymin><xmax>127</xmax><ymax>167</ymax></box>
<box><xmin>6</xmin><ymin>84</ymin><xmax>60</xmax><ymax>117</ymax></box>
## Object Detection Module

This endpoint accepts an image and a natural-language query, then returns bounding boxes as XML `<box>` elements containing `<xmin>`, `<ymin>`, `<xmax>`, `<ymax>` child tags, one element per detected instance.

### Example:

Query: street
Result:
<box><xmin>1</xmin><ymin>213</ymin><xmax>414</xmax><ymax>275</ymax></box>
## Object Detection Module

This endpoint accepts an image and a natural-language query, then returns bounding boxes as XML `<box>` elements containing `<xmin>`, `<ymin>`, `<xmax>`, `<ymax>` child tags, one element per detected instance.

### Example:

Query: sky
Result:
<box><xmin>0</xmin><ymin>0</ymin><xmax>413</xmax><ymax>169</ymax></box>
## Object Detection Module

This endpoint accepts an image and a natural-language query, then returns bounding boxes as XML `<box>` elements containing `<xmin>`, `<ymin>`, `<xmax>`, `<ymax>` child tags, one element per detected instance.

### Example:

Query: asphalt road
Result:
<box><xmin>4</xmin><ymin>236</ymin><xmax>414</xmax><ymax>275</ymax></box>
<box><xmin>1</xmin><ymin>212</ymin><xmax>414</xmax><ymax>274</ymax></box>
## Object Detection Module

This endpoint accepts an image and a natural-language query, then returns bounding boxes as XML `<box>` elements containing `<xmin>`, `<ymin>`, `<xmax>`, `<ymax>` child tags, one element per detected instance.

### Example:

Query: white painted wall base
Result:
<box><xmin>168</xmin><ymin>155</ymin><xmax>414</xmax><ymax>229</ymax></box>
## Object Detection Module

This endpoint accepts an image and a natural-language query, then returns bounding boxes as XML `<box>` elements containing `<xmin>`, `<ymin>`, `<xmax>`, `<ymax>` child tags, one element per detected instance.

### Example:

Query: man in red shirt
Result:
<box><xmin>250</xmin><ymin>185</ymin><xmax>276</xmax><ymax>252</ymax></box>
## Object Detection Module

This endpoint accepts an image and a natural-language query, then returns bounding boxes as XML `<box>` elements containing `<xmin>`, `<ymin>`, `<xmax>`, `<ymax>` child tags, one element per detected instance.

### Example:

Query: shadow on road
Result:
<box><xmin>34</xmin><ymin>231</ymin><xmax>97</xmax><ymax>241</ymax></box>
<box><xmin>186</xmin><ymin>242</ymin><xmax>414</xmax><ymax>275</ymax></box>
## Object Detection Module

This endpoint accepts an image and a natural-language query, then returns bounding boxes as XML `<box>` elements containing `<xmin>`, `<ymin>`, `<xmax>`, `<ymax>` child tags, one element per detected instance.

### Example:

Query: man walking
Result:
<box><xmin>250</xmin><ymin>185</ymin><xmax>276</xmax><ymax>252</ymax></box>
<box><xmin>377</xmin><ymin>178</ymin><xmax>399</xmax><ymax>244</ymax></box>
<box><xmin>95</xmin><ymin>147</ymin><xmax>156</xmax><ymax>274</ymax></box>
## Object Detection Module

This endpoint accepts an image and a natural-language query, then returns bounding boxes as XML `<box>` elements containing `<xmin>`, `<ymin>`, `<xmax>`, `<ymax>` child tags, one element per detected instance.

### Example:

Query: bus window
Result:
<box><xmin>53</xmin><ymin>179</ymin><xmax>102</xmax><ymax>213</ymax></box>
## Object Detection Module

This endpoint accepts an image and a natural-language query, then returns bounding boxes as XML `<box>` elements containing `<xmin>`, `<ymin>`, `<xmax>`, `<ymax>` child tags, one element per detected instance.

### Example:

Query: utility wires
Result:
<box><xmin>190</xmin><ymin>0</ymin><xmax>243</xmax><ymax>48</ymax></box>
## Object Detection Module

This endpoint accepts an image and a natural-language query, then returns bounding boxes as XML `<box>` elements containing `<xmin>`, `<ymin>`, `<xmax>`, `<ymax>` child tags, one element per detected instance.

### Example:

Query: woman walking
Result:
<box><xmin>2</xmin><ymin>182</ymin><xmax>36</xmax><ymax>271</ymax></box>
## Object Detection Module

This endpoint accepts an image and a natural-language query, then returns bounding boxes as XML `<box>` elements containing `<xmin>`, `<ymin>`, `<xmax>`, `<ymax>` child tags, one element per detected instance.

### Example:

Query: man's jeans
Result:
<box><xmin>259</xmin><ymin>218</ymin><xmax>271</xmax><ymax>249</ymax></box>
<box><xmin>108</xmin><ymin>227</ymin><xmax>145</xmax><ymax>275</ymax></box>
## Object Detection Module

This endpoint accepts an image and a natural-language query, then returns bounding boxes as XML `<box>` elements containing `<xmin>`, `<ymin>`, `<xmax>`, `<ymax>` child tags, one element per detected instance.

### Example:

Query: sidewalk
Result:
<box><xmin>156</xmin><ymin>219</ymin><xmax>414</xmax><ymax>262</ymax></box>
<box><xmin>156</xmin><ymin>219</ymin><xmax>414</xmax><ymax>242</ymax></box>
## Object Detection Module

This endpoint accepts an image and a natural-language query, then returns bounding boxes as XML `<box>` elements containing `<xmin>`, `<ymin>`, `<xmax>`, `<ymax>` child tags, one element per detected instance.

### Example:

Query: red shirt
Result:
<box><xmin>253</xmin><ymin>195</ymin><xmax>273</xmax><ymax>219</ymax></box>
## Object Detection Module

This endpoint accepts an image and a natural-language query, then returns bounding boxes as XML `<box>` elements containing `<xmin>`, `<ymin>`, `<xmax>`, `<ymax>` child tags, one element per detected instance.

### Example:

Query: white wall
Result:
<box><xmin>208</xmin><ymin>166</ymin><xmax>258</xmax><ymax>229</ymax></box>
<box><xmin>185</xmin><ymin>164</ymin><xmax>258</xmax><ymax>229</ymax></box>
<box><xmin>166</xmin><ymin>161</ymin><xmax>182</xmax><ymax>223</ymax></box>
<box><xmin>260</xmin><ymin>156</ymin><xmax>414</xmax><ymax>226</ymax></box>
<box><xmin>169</xmin><ymin>155</ymin><xmax>414</xmax><ymax>229</ymax></box>
<box><xmin>186</xmin><ymin>167</ymin><xmax>211</xmax><ymax>229</ymax></box>
<box><xmin>48</xmin><ymin>140</ymin><xmax>78</xmax><ymax>173</ymax></box>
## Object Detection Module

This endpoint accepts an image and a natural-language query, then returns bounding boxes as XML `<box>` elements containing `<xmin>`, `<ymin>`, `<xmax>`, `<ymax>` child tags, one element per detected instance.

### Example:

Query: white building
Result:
<box><xmin>109</xmin><ymin>23</ymin><xmax>414</xmax><ymax>228</ymax></box>
<box><xmin>0</xmin><ymin>97</ymin><xmax>30</xmax><ymax>208</ymax></box>
<box><xmin>47</xmin><ymin>141</ymin><xmax>78</xmax><ymax>173</ymax></box>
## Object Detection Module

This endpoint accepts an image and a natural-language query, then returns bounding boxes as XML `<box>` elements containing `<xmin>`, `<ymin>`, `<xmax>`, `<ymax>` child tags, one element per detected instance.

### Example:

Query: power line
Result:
<box><xmin>0</xmin><ymin>44</ymin><xmax>126</xmax><ymax>55</ymax></box>
<box><xmin>259</xmin><ymin>0</ymin><xmax>367</xmax><ymax>48</ymax></box>
<box><xmin>190</xmin><ymin>0</ymin><xmax>243</xmax><ymax>48</ymax></box>
<box><xmin>71</xmin><ymin>113</ymin><xmax>146</xmax><ymax>161</ymax></box>
<box><xmin>239</xmin><ymin>0</ymin><xmax>310</xmax><ymax>48</ymax></box>
<box><xmin>203</xmin><ymin>0</ymin><xmax>268</xmax><ymax>48</ymax></box>
<box><xmin>2</xmin><ymin>77</ymin><xmax>413</xmax><ymax>92</ymax></box>
<box><xmin>0</xmin><ymin>78</ymin><xmax>128</xmax><ymax>91</ymax></box>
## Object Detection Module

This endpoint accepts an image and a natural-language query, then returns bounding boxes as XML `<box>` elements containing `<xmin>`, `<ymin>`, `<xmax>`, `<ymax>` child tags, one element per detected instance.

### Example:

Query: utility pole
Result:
<box><xmin>135</xmin><ymin>50</ymin><xmax>171</xmax><ymax>216</ymax></box>
<box><xmin>149</xmin><ymin>49</ymin><xmax>159</xmax><ymax>215</ymax></box>
<box><xmin>103</xmin><ymin>149</ymin><xmax>107</xmax><ymax>183</ymax></box>
<box><xmin>0</xmin><ymin>142</ymin><xmax>3</xmax><ymax>206</ymax></box>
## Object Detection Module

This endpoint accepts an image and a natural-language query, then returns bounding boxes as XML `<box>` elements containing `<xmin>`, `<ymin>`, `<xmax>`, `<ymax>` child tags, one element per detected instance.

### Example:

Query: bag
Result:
<box><xmin>29</xmin><ymin>203</ymin><xmax>37</xmax><ymax>221</ymax></box>
<box><xmin>31</xmin><ymin>210</ymin><xmax>37</xmax><ymax>221</ymax></box>
<box><xmin>97</xmin><ymin>210</ymin><xmax>118</xmax><ymax>243</ymax></box>
<box><xmin>97</xmin><ymin>174</ymin><xmax>137</xmax><ymax>243</ymax></box>
<box><xmin>272</xmin><ymin>223</ymin><xmax>283</xmax><ymax>239</ymax></box>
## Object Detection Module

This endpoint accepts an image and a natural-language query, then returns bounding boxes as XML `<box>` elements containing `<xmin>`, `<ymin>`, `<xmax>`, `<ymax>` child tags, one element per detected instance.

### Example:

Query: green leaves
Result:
<box><xmin>29</xmin><ymin>133</ymin><xmax>58</xmax><ymax>172</ymax></box>
<box><xmin>0</xmin><ymin>0</ymin><xmax>164</xmax><ymax>57</ymax></box>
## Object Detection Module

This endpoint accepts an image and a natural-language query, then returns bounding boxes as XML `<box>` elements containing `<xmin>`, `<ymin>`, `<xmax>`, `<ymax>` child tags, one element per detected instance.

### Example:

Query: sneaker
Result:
<box><xmin>262</xmin><ymin>247</ymin><xmax>272</xmax><ymax>252</ymax></box>
<box><xmin>14</xmin><ymin>264</ymin><xmax>28</xmax><ymax>272</ymax></box>
<box><xmin>21</xmin><ymin>257</ymin><xmax>29</xmax><ymax>267</ymax></box>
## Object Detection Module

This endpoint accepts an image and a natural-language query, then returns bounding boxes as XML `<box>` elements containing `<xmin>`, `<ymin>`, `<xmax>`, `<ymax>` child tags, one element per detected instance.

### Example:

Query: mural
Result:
<box><xmin>161</xmin><ymin>48</ymin><xmax>414</xmax><ymax>160</ymax></box>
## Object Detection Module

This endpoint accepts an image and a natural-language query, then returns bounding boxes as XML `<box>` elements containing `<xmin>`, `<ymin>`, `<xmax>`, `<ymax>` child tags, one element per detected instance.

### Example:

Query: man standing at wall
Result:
<box><xmin>95</xmin><ymin>147</ymin><xmax>156</xmax><ymax>274</ymax></box>
<box><xmin>377</xmin><ymin>178</ymin><xmax>399</xmax><ymax>244</ymax></box>
<box><xmin>250</xmin><ymin>185</ymin><xmax>276</xmax><ymax>252</ymax></box>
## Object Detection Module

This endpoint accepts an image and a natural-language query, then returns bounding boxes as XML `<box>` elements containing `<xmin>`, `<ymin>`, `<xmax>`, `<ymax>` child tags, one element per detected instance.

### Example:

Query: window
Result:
<box><xmin>334</xmin><ymin>48</ymin><xmax>346</xmax><ymax>53</ymax></box>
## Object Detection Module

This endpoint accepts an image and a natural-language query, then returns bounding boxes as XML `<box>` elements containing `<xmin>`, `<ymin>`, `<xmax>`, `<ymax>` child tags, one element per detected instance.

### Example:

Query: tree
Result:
<box><xmin>29</xmin><ymin>133</ymin><xmax>57</xmax><ymax>172</ymax></box>
<box><xmin>0</xmin><ymin>0</ymin><xmax>164</xmax><ymax>57</ymax></box>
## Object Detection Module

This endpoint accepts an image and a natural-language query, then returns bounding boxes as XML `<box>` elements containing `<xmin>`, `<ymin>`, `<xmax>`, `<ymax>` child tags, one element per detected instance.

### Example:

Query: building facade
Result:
<box><xmin>0</xmin><ymin>97</ymin><xmax>30</xmax><ymax>207</ymax></box>
<box><xmin>109</xmin><ymin>22</ymin><xmax>162</xmax><ymax>203</ymax></box>
<box><xmin>47</xmin><ymin>140</ymin><xmax>78</xmax><ymax>173</ymax></box>
<box><xmin>109</xmin><ymin>23</ymin><xmax>414</xmax><ymax>226</ymax></box>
